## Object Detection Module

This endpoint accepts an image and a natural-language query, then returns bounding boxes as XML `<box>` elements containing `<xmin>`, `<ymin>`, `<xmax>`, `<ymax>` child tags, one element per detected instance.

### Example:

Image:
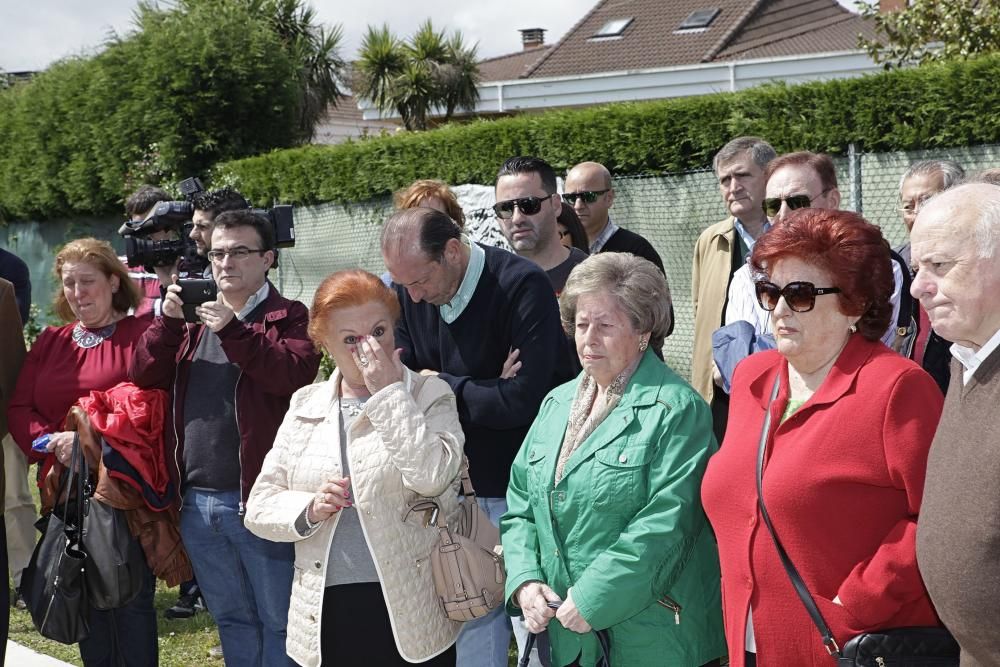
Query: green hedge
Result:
<box><xmin>220</xmin><ymin>54</ymin><xmax>1000</xmax><ymax>206</ymax></box>
<box><xmin>0</xmin><ymin>2</ymin><xmax>300</xmax><ymax>221</ymax></box>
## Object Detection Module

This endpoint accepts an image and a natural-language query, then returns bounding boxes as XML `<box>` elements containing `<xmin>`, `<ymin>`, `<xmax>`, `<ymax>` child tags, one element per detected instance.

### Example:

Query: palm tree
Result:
<box><xmin>355</xmin><ymin>20</ymin><xmax>481</xmax><ymax>131</ymax></box>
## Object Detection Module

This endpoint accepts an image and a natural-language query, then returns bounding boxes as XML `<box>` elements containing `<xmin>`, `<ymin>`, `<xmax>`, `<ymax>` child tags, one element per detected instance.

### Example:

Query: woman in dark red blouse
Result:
<box><xmin>8</xmin><ymin>237</ymin><xmax>158</xmax><ymax>667</ymax></box>
<box><xmin>701</xmin><ymin>210</ymin><xmax>945</xmax><ymax>666</ymax></box>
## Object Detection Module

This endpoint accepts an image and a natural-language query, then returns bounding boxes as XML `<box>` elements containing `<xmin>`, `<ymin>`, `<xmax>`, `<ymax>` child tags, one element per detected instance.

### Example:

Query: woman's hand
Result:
<box><xmin>516</xmin><ymin>581</ymin><xmax>561</xmax><ymax>633</ymax></box>
<box><xmin>556</xmin><ymin>588</ymin><xmax>592</xmax><ymax>634</ymax></box>
<box><xmin>353</xmin><ymin>335</ymin><xmax>404</xmax><ymax>394</ymax></box>
<box><xmin>49</xmin><ymin>431</ymin><xmax>78</xmax><ymax>466</ymax></box>
<box><xmin>307</xmin><ymin>477</ymin><xmax>351</xmax><ymax>523</ymax></box>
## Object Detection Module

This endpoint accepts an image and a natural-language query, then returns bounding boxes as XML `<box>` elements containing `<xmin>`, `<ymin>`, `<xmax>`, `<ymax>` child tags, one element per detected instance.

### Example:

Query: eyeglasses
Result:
<box><xmin>761</xmin><ymin>189</ymin><xmax>831</xmax><ymax>218</ymax></box>
<box><xmin>561</xmin><ymin>190</ymin><xmax>609</xmax><ymax>205</ymax></box>
<box><xmin>207</xmin><ymin>247</ymin><xmax>267</xmax><ymax>263</ymax></box>
<box><xmin>754</xmin><ymin>280</ymin><xmax>842</xmax><ymax>313</ymax></box>
<box><xmin>493</xmin><ymin>195</ymin><xmax>551</xmax><ymax>219</ymax></box>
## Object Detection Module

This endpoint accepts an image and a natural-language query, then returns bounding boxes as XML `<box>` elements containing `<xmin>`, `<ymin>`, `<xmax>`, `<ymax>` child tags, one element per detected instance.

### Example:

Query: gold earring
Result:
<box><xmin>639</xmin><ymin>338</ymin><xmax>649</xmax><ymax>352</ymax></box>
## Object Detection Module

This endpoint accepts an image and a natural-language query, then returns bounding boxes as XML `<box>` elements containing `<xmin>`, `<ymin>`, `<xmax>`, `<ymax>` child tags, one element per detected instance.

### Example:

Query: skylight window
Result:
<box><xmin>677</xmin><ymin>8</ymin><xmax>720</xmax><ymax>31</ymax></box>
<box><xmin>593</xmin><ymin>17</ymin><xmax>633</xmax><ymax>38</ymax></box>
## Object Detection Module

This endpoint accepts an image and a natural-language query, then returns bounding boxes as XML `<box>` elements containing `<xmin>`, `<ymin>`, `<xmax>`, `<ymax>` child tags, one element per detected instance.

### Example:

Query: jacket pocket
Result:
<box><xmin>526</xmin><ymin>446</ymin><xmax>550</xmax><ymax>503</ymax></box>
<box><xmin>591</xmin><ymin>443</ymin><xmax>653</xmax><ymax>514</ymax></box>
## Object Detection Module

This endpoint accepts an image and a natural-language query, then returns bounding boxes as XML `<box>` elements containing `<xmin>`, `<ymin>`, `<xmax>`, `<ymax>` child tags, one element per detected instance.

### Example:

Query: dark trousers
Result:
<box><xmin>746</xmin><ymin>652</ymin><xmax>757</xmax><ymax>666</ymax></box>
<box><xmin>306</xmin><ymin>582</ymin><xmax>456</xmax><ymax>666</ymax></box>
<box><xmin>78</xmin><ymin>563</ymin><xmax>157</xmax><ymax>667</ymax></box>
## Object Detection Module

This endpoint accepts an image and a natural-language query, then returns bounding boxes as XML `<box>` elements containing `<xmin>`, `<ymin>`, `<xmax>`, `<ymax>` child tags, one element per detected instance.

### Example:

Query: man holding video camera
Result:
<box><xmin>130</xmin><ymin>208</ymin><xmax>320</xmax><ymax>667</ymax></box>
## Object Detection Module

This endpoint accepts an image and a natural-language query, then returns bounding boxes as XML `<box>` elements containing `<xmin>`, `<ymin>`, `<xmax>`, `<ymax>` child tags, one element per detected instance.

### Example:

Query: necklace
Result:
<box><xmin>72</xmin><ymin>321</ymin><xmax>117</xmax><ymax>349</ymax></box>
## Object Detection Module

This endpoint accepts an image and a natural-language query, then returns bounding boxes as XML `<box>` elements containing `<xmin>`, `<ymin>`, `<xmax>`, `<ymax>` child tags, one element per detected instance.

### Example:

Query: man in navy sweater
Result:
<box><xmin>381</xmin><ymin>206</ymin><xmax>575</xmax><ymax>667</ymax></box>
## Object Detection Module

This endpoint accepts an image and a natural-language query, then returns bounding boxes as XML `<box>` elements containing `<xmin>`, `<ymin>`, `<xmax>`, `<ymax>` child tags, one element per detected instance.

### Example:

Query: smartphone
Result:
<box><xmin>177</xmin><ymin>278</ymin><xmax>218</xmax><ymax>323</ymax></box>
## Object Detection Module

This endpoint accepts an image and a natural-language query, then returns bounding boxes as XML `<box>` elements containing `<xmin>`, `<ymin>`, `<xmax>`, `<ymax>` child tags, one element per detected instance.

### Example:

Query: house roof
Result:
<box><xmin>478</xmin><ymin>45</ymin><xmax>552</xmax><ymax>82</ymax></box>
<box><xmin>524</xmin><ymin>0</ymin><xmax>874</xmax><ymax>79</ymax></box>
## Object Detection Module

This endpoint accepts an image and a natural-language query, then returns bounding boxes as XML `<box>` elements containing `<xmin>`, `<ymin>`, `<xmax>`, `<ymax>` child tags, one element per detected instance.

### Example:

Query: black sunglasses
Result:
<box><xmin>493</xmin><ymin>195</ymin><xmax>550</xmax><ymax>219</ymax></box>
<box><xmin>754</xmin><ymin>280</ymin><xmax>842</xmax><ymax>313</ymax></box>
<box><xmin>761</xmin><ymin>189</ymin><xmax>832</xmax><ymax>218</ymax></box>
<box><xmin>561</xmin><ymin>190</ymin><xmax>609</xmax><ymax>205</ymax></box>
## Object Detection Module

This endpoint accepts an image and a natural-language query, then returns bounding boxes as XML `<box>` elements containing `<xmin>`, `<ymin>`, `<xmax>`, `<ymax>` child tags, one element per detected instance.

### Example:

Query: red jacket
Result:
<box><xmin>702</xmin><ymin>336</ymin><xmax>944</xmax><ymax>666</ymax></box>
<box><xmin>128</xmin><ymin>286</ymin><xmax>321</xmax><ymax>507</ymax></box>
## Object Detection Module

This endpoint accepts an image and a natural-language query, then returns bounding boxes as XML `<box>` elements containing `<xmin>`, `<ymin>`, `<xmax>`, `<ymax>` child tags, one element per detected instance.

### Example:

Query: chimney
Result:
<box><xmin>519</xmin><ymin>28</ymin><xmax>546</xmax><ymax>50</ymax></box>
<box><xmin>878</xmin><ymin>0</ymin><xmax>905</xmax><ymax>12</ymax></box>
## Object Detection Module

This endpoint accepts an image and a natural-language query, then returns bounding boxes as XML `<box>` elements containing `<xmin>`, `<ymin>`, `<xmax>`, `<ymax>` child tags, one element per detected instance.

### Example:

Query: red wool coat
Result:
<box><xmin>702</xmin><ymin>336</ymin><xmax>945</xmax><ymax>666</ymax></box>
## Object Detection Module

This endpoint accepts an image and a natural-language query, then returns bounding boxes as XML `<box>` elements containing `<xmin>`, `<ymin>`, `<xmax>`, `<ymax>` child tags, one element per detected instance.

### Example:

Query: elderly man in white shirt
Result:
<box><xmin>724</xmin><ymin>151</ymin><xmax>903</xmax><ymax>346</ymax></box>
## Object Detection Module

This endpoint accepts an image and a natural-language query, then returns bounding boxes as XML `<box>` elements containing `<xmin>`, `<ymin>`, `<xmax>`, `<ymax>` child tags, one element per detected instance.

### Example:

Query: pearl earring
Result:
<box><xmin>849</xmin><ymin>324</ymin><xmax>858</xmax><ymax>334</ymax></box>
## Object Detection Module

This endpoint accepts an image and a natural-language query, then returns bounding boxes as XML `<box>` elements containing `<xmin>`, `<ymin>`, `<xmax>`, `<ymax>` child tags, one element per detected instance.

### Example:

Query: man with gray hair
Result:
<box><xmin>691</xmin><ymin>136</ymin><xmax>775</xmax><ymax>437</ymax></box>
<box><xmin>896</xmin><ymin>159</ymin><xmax>965</xmax><ymax>393</ymax></box>
<box><xmin>912</xmin><ymin>183</ymin><xmax>1000</xmax><ymax>665</ymax></box>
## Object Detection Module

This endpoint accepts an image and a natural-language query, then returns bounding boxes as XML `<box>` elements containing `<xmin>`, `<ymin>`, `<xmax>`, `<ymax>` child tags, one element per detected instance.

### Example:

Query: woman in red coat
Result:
<box><xmin>701</xmin><ymin>209</ymin><xmax>945</xmax><ymax>666</ymax></box>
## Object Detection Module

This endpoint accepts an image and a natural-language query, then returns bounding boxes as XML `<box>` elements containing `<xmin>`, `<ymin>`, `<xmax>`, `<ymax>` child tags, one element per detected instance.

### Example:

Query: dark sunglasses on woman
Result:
<box><xmin>755</xmin><ymin>280</ymin><xmax>841</xmax><ymax>313</ymax></box>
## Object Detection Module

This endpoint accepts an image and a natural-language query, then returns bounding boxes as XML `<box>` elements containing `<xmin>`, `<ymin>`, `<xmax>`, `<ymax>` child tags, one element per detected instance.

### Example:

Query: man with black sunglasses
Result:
<box><xmin>724</xmin><ymin>151</ymin><xmax>905</xmax><ymax>350</ymax></box>
<box><xmin>564</xmin><ymin>161</ymin><xmax>664</xmax><ymax>273</ymax></box>
<box><xmin>495</xmin><ymin>156</ymin><xmax>587</xmax><ymax>295</ymax></box>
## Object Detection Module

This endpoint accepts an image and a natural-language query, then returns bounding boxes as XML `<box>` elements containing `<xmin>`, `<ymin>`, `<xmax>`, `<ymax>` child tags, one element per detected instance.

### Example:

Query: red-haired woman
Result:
<box><xmin>244</xmin><ymin>269</ymin><xmax>464</xmax><ymax>667</ymax></box>
<box><xmin>701</xmin><ymin>209</ymin><xmax>947</xmax><ymax>665</ymax></box>
<box><xmin>394</xmin><ymin>179</ymin><xmax>466</xmax><ymax>228</ymax></box>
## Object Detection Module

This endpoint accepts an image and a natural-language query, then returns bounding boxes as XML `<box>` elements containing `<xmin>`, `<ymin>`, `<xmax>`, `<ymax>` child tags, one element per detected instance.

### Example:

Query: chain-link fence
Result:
<box><xmin>267</xmin><ymin>142</ymin><xmax>1000</xmax><ymax>381</ymax></box>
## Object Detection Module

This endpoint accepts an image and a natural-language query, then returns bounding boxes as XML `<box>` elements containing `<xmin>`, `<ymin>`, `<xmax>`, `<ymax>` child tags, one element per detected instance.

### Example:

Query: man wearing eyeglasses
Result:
<box><xmin>724</xmin><ymin>151</ymin><xmax>905</xmax><ymax>349</ymax></box>
<box><xmin>564</xmin><ymin>161</ymin><xmax>664</xmax><ymax>272</ymax></box>
<box><xmin>893</xmin><ymin>159</ymin><xmax>964</xmax><ymax>395</ymax></box>
<box><xmin>692</xmin><ymin>137</ymin><xmax>776</xmax><ymax>437</ymax></box>
<box><xmin>495</xmin><ymin>157</ymin><xmax>587</xmax><ymax>295</ymax></box>
<box><xmin>131</xmin><ymin>209</ymin><xmax>321</xmax><ymax>667</ymax></box>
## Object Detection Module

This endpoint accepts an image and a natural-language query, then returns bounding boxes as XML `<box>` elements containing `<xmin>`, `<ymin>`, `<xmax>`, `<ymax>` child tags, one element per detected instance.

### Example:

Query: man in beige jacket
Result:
<box><xmin>691</xmin><ymin>137</ymin><xmax>775</xmax><ymax>441</ymax></box>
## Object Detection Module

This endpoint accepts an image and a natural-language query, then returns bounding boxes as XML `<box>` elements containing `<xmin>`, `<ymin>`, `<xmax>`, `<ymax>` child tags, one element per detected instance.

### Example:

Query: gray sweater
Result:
<box><xmin>917</xmin><ymin>346</ymin><xmax>1000</xmax><ymax>667</ymax></box>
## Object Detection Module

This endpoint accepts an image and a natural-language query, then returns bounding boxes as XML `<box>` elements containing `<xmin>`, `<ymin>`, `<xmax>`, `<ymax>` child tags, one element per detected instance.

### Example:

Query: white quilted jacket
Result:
<box><xmin>244</xmin><ymin>367</ymin><xmax>464</xmax><ymax>666</ymax></box>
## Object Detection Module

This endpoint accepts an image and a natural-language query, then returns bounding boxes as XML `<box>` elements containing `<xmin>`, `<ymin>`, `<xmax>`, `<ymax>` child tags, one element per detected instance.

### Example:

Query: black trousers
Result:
<box><xmin>310</xmin><ymin>582</ymin><xmax>456</xmax><ymax>666</ymax></box>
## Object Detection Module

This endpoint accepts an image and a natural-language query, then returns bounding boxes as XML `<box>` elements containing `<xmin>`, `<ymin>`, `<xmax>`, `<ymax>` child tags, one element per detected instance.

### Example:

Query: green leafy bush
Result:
<box><xmin>219</xmin><ymin>54</ymin><xmax>1000</xmax><ymax>205</ymax></box>
<box><xmin>0</xmin><ymin>1</ymin><xmax>300</xmax><ymax>221</ymax></box>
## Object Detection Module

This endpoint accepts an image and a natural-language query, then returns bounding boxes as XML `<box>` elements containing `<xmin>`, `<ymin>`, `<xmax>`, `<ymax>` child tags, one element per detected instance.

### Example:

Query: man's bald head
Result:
<box><xmin>564</xmin><ymin>161</ymin><xmax>615</xmax><ymax>238</ymax></box>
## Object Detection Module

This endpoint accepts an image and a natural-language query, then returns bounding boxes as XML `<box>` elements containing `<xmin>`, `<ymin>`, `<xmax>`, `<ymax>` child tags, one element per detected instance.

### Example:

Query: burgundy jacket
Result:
<box><xmin>129</xmin><ymin>286</ymin><xmax>321</xmax><ymax>507</ymax></box>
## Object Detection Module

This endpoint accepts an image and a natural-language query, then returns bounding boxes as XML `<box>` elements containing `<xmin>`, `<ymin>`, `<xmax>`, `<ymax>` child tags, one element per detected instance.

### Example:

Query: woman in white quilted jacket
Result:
<box><xmin>244</xmin><ymin>269</ymin><xmax>464</xmax><ymax>667</ymax></box>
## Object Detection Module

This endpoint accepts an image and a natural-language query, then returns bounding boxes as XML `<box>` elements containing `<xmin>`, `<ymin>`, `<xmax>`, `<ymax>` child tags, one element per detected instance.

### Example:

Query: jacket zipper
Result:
<box><xmin>234</xmin><ymin>369</ymin><xmax>244</xmax><ymax>515</ymax></box>
<box><xmin>657</xmin><ymin>594</ymin><xmax>682</xmax><ymax>625</ymax></box>
<box><xmin>172</xmin><ymin>327</ymin><xmax>194</xmax><ymax>510</ymax></box>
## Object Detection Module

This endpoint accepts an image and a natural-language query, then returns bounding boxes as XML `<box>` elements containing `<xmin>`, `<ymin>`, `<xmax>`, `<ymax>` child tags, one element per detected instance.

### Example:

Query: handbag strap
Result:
<box><xmin>755</xmin><ymin>373</ymin><xmax>842</xmax><ymax>658</ymax></box>
<box><xmin>60</xmin><ymin>433</ymin><xmax>88</xmax><ymax>549</ymax></box>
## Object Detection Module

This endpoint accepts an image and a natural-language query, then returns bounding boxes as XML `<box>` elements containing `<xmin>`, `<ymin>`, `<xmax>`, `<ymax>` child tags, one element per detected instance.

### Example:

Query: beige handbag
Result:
<box><xmin>406</xmin><ymin>461</ymin><xmax>506</xmax><ymax>622</ymax></box>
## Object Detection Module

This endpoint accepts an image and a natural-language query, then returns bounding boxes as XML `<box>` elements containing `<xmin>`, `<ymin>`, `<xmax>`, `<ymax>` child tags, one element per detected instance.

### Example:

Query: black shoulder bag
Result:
<box><xmin>20</xmin><ymin>434</ymin><xmax>91</xmax><ymax>644</ymax></box>
<box><xmin>755</xmin><ymin>374</ymin><xmax>959</xmax><ymax>667</ymax></box>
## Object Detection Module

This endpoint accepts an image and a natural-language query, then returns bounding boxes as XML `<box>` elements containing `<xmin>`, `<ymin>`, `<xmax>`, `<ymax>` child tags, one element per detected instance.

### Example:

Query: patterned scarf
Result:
<box><xmin>554</xmin><ymin>358</ymin><xmax>640</xmax><ymax>484</ymax></box>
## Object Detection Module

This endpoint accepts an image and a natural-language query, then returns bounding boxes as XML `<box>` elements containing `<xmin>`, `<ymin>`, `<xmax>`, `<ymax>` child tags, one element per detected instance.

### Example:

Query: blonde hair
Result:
<box><xmin>393</xmin><ymin>179</ymin><xmax>465</xmax><ymax>228</ymax></box>
<box><xmin>53</xmin><ymin>238</ymin><xmax>141</xmax><ymax>322</ymax></box>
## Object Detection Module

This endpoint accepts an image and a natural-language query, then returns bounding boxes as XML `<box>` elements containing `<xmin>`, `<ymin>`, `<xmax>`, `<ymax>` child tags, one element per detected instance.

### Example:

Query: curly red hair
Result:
<box><xmin>308</xmin><ymin>270</ymin><xmax>401</xmax><ymax>348</ymax></box>
<box><xmin>750</xmin><ymin>208</ymin><xmax>893</xmax><ymax>341</ymax></box>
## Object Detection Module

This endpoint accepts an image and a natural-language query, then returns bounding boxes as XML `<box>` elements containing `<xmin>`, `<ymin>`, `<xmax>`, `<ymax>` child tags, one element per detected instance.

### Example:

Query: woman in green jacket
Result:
<box><xmin>501</xmin><ymin>252</ymin><xmax>726</xmax><ymax>667</ymax></box>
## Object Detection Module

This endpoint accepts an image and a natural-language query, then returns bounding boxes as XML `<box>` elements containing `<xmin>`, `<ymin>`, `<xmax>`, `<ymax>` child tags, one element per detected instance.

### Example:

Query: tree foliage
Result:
<box><xmin>355</xmin><ymin>20</ymin><xmax>481</xmax><ymax>131</ymax></box>
<box><xmin>0</xmin><ymin>0</ymin><xmax>344</xmax><ymax>221</ymax></box>
<box><xmin>218</xmin><ymin>54</ymin><xmax>1000</xmax><ymax>207</ymax></box>
<box><xmin>858</xmin><ymin>0</ymin><xmax>1000</xmax><ymax>68</ymax></box>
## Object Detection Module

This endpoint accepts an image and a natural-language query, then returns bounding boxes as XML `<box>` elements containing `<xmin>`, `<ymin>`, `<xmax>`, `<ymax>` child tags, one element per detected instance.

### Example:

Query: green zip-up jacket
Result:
<box><xmin>501</xmin><ymin>350</ymin><xmax>726</xmax><ymax>666</ymax></box>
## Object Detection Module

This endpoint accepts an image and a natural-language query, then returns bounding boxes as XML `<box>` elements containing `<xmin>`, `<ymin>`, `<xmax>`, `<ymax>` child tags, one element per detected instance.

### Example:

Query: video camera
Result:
<box><xmin>120</xmin><ymin>177</ymin><xmax>295</xmax><ymax>271</ymax></box>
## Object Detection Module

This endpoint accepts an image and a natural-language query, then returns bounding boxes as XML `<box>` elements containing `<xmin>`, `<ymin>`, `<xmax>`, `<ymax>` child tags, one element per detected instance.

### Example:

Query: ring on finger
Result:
<box><xmin>358</xmin><ymin>355</ymin><xmax>369</xmax><ymax>367</ymax></box>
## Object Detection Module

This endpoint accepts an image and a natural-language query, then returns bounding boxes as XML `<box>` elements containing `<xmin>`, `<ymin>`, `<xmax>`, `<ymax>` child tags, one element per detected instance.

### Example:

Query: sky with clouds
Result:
<box><xmin>2</xmin><ymin>0</ymin><xmax>862</xmax><ymax>73</ymax></box>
